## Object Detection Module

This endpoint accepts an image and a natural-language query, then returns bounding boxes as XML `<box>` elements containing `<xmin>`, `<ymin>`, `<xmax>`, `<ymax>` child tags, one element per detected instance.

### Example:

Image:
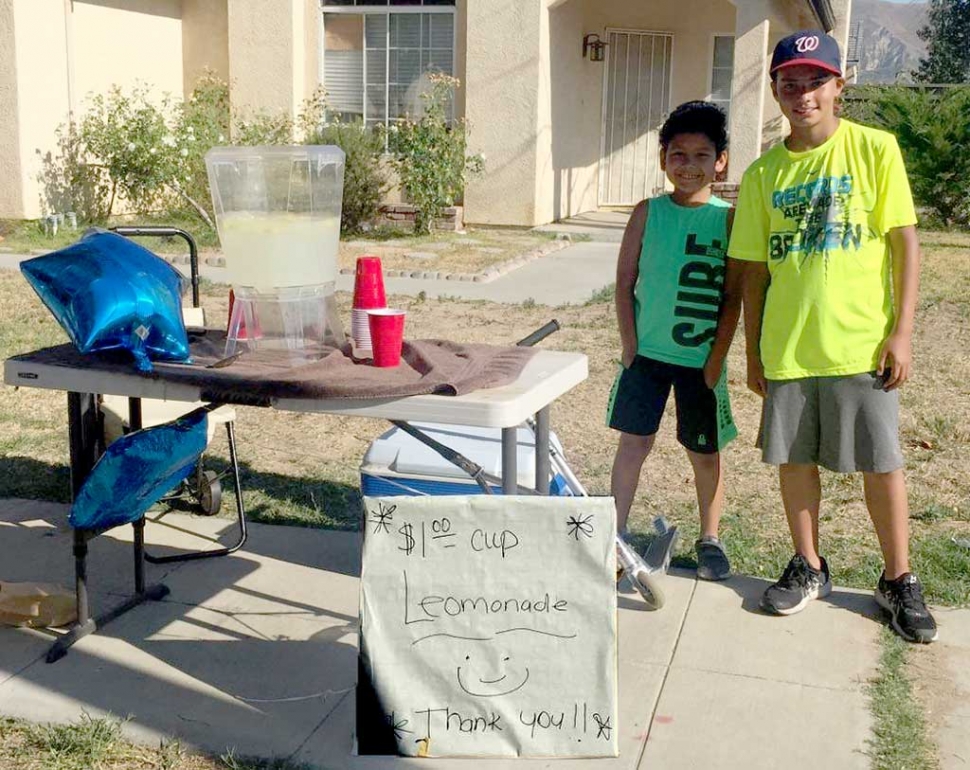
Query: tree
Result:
<box><xmin>914</xmin><ymin>0</ymin><xmax>970</xmax><ymax>83</ymax></box>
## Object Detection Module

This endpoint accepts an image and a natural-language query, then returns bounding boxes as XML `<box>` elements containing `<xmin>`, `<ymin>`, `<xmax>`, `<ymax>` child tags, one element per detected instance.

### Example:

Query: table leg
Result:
<box><xmin>49</xmin><ymin>393</ymin><xmax>169</xmax><ymax>664</ymax></box>
<box><xmin>146</xmin><ymin>418</ymin><xmax>249</xmax><ymax>563</ymax></box>
<box><xmin>502</xmin><ymin>427</ymin><xmax>517</xmax><ymax>495</ymax></box>
<box><xmin>534</xmin><ymin>407</ymin><xmax>551</xmax><ymax>495</ymax></box>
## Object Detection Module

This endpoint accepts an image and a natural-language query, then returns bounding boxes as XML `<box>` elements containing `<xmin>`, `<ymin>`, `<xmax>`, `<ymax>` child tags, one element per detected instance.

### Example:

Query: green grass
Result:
<box><xmin>0</xmin><ymin>714</ymin><xmax>315</xmax><ymax>770</ymax></box>
<box><xmin>867</xmin><ymin>629</ymin><xmax>940</xmax><ymax>770</ymax></box>
<box><xmin>221</xmin><ymin>750</ymin><xmax>313</xmax><ymax>770</ymax></box>
<box><xmin>0</xmin><ymin>214</ymin><xmax>221</xmax><ymax>255</ymax></box>
<box><xmin>585</xmin><ymin>282</ymin><xmax>615</xmax><ymax>305</ymax></box>
<box><xmin>1</xmin><ymin>231</ymin><xmax>969</xmax><ymax>768</ymax></box>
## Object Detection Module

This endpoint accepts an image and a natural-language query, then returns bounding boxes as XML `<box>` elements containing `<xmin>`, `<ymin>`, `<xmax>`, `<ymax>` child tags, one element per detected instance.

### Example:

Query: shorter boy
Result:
<box><xmin>607</xmin><ymin>101</ymin><xmax>743</xmax><ymax>581</ymax></box>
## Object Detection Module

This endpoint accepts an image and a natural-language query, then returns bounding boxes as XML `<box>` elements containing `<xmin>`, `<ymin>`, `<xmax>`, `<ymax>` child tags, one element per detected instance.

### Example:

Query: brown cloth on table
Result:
<box><xmin>24</xmin><ymin>332</ymin><xmax>538</xmax><ymax>407</ymax></box>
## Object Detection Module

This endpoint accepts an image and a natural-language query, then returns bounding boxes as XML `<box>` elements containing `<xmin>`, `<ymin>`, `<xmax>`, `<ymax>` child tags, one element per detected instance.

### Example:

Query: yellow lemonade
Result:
<box><xmin>218</xmin><ymin>211</ymin><xmax>340</xmax><ymax>290</ymax></box>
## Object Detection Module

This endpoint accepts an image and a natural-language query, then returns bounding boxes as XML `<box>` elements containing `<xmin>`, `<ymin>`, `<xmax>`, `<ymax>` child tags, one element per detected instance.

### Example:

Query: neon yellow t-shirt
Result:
<box><xmin>728</xmin><ymin>119</ymin><xmax>917</xmax><ymax>380</ymax></box>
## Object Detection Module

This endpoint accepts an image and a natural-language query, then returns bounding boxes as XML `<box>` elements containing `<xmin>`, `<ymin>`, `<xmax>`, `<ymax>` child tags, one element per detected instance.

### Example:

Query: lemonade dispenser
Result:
<box><xmin>205</xmin><ymin>145</ymin><xmax>346</xmax><ymax>359</ymax></box>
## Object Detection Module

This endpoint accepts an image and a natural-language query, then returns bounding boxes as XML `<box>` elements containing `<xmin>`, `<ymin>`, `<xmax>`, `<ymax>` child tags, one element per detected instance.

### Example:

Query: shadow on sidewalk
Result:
<box><xmin>719</xmin><ymin>572</ymin><xmax>885</xmax><ymax>625</ymax></box>
<box><xmin>0</xmin><ymin>495</ymin><xmax>361</xmax><ymax>761</ymax></box>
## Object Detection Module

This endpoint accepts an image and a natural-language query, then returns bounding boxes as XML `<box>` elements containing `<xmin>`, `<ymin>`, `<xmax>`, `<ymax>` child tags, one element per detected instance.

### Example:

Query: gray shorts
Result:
<box><xmin>758</xmin><ymin>372</ymin><xmax>904</xmax><ymax>473</ymax></box>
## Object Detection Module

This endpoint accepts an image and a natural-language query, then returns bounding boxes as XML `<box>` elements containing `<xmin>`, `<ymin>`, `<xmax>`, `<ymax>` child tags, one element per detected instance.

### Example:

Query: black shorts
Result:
<box><xmin>606</xmin><ymin>355</ymin><xmax>722</xmax><ymax>454</ymax></box>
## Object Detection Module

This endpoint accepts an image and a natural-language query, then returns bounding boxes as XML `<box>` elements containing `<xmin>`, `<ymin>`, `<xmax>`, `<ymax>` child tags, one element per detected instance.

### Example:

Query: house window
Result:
<box><xmin>322</xmin><ymin>2</ymin><xmax>456</xmax><ymax>128</ymax></box>
<box><xmin>710</xmin><ymin>35</ymin><xmax>734</xmax><ymax>119</ymax></box>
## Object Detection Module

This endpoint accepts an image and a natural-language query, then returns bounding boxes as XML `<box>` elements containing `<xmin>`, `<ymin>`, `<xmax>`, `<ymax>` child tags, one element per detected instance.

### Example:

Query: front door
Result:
<box><xmin>599</xmin><ymin>29</ymin><xmax>673</xmax><ymax>206</ymax></box>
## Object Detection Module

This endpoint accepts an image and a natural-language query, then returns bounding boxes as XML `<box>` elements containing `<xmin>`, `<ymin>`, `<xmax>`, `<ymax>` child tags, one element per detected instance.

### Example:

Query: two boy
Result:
<box><xmin>610</xmin><ymin>31</ymin><xmax>937</xmax><ymax>644</ymax></box>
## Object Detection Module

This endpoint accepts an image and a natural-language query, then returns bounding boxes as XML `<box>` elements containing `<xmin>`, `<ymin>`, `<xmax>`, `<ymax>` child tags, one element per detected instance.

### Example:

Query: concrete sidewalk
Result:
<box><xmin>5</xmin><ymin>499</ymin><xmax>967</xmax><ymax>769</ymax></box>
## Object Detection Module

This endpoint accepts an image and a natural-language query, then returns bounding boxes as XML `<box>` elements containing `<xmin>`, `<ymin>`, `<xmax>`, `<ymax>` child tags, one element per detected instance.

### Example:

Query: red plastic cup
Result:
<box><xmin>367</xmin><ymin>308</ymin><xmax>406</xmax><ymax>367</ymax></box>
<box><xmin>353</xmin><ymin>256</ymin><xmax>387</xmax><ymax>310</ymax></box>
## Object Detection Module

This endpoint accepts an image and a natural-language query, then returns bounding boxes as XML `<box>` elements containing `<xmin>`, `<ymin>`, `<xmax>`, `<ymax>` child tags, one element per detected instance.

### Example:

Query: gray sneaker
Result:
<box><xmin>695</xmin><ymin>535</ymin><xmax>731</xmax><ymax>581</ymax></box>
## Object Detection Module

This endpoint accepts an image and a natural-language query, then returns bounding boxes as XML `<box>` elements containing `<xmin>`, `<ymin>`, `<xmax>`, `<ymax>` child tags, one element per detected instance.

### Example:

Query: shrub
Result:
<box><xmin>843</xmin><ymin>85</ymin><xmax>970</xmax><ymax>227</ymax></box>
<box><xmin>384</xmin><ymin>74</ymin><xmax>484</xmax><ymax>234</ymax></box>
<box><xmin>308</xmin><ymin>119</ymin><xmax>388</xmax><ymax>235</ymax></box>
<box><xmin>40</xmin><ymin>77</ymin><xmax>384</xmax><ymax>234</ymax></box>
<box><xmin>170</xmin><ymin>71</ymin><xmax>232</xmax><ymax>227</ymax></box>
<box><xmin>75</xmin><ymin>84</ymin><xmax>179</xmax><ymax>218</ymax></box>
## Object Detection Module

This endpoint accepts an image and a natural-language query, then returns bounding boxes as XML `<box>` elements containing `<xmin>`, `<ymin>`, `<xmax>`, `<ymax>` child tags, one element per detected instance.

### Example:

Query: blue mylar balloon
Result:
<box><xmin>20</xmin><ymin>230</ymin><xmax>190</xmax><ymax>372</ymax></box>
<box><xmin>69</xmin><ymin>408</ymin><xmax>208</xmax><ymax>531</ymax></box>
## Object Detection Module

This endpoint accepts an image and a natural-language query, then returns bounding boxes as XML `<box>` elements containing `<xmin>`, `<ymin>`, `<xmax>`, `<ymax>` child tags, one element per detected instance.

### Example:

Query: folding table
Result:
<box><xmin>4</xmin><ymin>346</ymin><xmax>588</xmax><ymax>661</ymax></box>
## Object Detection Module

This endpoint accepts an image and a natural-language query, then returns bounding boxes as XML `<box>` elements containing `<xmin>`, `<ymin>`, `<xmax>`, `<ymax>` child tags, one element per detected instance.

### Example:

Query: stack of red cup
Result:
<box><xmin>351</xmin><ymin>256</ymin><xmax>387</xmax><ymax>352</ymax></box>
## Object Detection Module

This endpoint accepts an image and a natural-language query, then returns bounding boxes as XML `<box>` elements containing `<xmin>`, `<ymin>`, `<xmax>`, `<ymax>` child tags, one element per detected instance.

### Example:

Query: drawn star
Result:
<box><xmin>593</xmin><ymin>712</ymin><xmax>612</xmax><ymax>740</ymax></box>
<box><xmin>566</xmin><ymin>514</ymin><xmax>594</xmax><ymax>540</ymax></box>
<box><xmin>370</xmin><ymin>502</ymin><xmax>396</xmax><ymax>534</ymax></box>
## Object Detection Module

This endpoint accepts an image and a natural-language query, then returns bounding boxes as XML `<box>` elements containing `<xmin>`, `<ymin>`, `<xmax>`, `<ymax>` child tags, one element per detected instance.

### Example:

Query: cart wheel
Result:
<box><xmin>197</xmin><ymin>470</ymin><xmax>222</xmax><ymax>516</ymax></box>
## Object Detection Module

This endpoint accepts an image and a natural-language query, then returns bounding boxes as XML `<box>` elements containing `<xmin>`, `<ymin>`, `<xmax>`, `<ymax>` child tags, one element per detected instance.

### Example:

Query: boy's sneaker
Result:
<box><xmin>760</xmin><ymin>554</ymin><xmax>832</xmax><ymax>615</ymax></box>
<box><xmin>695</xmin><ymin>536</ymin><xmax>731</xmax><ymax>581</ymax></box>
<box><xmin>874</xmin><ymin>572</ymin><xmax>939</xmax><ymax>644</ymax></box>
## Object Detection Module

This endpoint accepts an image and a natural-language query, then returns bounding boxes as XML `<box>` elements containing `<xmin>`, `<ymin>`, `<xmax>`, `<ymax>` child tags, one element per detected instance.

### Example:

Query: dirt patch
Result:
<box><xmin>338</xmin><ymin>228</ymin><xmax>563</xmax><ymax>276</ymax></box>
<box><xmin>2</xmin><ymin>235</ymin><xmax>969</xmax><ymax>587</ymax></box>
<box><xmin>907</xmin><ymin>638</ymin><xmax>963</xmax><ymax>763</ymax></box>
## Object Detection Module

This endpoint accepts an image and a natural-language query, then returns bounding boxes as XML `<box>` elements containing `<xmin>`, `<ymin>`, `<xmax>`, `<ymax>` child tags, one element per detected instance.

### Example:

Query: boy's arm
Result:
<box><xmin>615</xmin><ymin>200</ymin><xmax>648</xmax><ymax>368</ymax></box>
<box><xmin>880</xmin><ymin>224</ymin><xmax>920</xmax><ymax>390</ymax></box>
<box><xmin>742</xmin><ymin>262</ymin><xmax>769</xmax><ymax>397</ymax></box>
<box><xmin>703</xmin><ymin>209</ymin><xmax>741</xmax><ymax>388</ymax></box>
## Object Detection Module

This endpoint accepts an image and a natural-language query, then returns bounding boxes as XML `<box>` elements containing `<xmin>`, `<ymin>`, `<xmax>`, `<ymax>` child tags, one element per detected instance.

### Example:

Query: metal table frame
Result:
<box><xmin>5</xmin><ymin>348</ymin><xmax>588</xmax><ymax>662</ymax></box>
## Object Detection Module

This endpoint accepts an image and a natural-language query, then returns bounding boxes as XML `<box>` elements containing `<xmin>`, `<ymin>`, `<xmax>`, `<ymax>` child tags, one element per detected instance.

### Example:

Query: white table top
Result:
<box><xmin>5</xmin><ymin>348</ymin><xmax>588</xmax><ymax>428</ymax></box>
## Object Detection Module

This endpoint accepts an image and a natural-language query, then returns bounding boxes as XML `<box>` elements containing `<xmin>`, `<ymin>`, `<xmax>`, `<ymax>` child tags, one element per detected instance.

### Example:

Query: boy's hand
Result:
<box><xmin>878</xmin><ymin>331</ymin><xmax>912</xmax><ymax>390</ymax></box>
<box><xmin>620</xmin><ymin>347</ymin><xmax>637</xmax><ymax>369</ymax></box>
<box><xmin>746</xmin><ymin>357</ymin><xmax>767</xmax><ymax>397</ymax></box>
<box><xmin>703</xmin><ymin>355</ymin><xmax>724</xmax><ymax>389</ymax></box>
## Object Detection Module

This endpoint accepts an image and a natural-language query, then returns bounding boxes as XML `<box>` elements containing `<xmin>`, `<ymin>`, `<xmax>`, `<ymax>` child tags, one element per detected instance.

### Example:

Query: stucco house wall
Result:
<box><xmin>182</xmin><ymin>0</ymin><xmax>230</xmax><ymax>94</ymax></box>
<box><xmin>0</xmin><ymin>0</ymin><xmax>852</xmax><ymax>226</ymax></box>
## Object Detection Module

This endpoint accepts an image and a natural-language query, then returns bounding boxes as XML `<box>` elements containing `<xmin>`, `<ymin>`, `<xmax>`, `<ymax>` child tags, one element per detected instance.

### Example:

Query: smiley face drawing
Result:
<box><xmin>457</xmin><ymin>652</ymin><xmax>530</xmax><ymax>697</ymax></box>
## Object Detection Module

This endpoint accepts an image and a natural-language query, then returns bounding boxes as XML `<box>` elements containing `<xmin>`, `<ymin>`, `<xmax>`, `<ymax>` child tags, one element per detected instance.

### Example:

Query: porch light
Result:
<box><xmin>583</xmin><ymin>33</ymin><xmax>607</xmax><ymax>62</ymax></box>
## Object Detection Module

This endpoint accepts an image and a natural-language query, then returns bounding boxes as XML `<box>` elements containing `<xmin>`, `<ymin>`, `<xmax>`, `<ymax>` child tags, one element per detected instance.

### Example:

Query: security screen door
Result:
<box><xmin>599</xmin><ymin>30</ymin><xmax>673</xmax><ymax>206</ymax></box>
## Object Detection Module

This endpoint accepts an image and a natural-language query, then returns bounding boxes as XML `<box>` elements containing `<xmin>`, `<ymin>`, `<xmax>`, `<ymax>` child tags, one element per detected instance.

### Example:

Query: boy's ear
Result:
<box><xmin>660</xmin><ymin>146</ymin><xmax>667</xmax><ymax>171</ymax></box>
<box><xmin>715</xmin><ymin>150</ymin><xmax>728</xmax><ymax>174</ymax></box>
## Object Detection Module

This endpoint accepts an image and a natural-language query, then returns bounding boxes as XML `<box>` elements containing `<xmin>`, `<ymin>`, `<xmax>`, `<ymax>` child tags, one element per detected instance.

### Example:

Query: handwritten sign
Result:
<box><xmin>356</xmin><ymin>495</ymin><xmax>617</xmax><ymax>757</ymax></box>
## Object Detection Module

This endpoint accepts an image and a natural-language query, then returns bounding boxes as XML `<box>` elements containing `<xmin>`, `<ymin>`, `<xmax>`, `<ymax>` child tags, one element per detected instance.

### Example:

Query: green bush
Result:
<box><xmin>384</xmin><ymin>74</ymin><xmax>484</xmax><ymax>234</ymax></box>
<box><xmin>41</xmin><ymin>77</ymin><xmax>387</xmax><ymax>240</ymax></box>
<box><xmin>41</xmin><ymin>78</ymin><xmax>335</xmax><ymax>232</ymax></box>
<box><xmin>308</xmin><ymin>119</ymin><xmax>388</xmax><ymax>235</ymax></box>
<box><xmin>170</xmin><ymin>71</ymin><xmax>231</xmax><ymax>227</ymax></box>
<box><xmin>75</xmin><ymin>84</ymin><xmax>179</xmax><ymax>219</ymax></box>
<box><xmin>843</xmin><ymin>85</ymin><xmax>970</xmax><ymax>227</ymax></box>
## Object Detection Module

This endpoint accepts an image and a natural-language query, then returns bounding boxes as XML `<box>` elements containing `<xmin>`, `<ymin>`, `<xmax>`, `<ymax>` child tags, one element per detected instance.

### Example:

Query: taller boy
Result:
<box><xmin>729</xmin><ymin>31</ymin><xmax>937</xmax><ymax>642</ymax></box>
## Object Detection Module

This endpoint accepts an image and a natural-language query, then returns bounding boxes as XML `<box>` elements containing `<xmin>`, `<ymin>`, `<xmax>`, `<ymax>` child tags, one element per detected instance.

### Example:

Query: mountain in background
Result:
<box><xmin>850</xmin><ymin>0</ymin><xmax>928</xmax><ymax>83</ymax></box>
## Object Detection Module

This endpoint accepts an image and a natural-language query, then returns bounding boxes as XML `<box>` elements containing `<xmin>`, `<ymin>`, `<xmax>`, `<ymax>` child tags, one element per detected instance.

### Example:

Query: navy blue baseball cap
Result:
<box><xmin>770</xmin><ymin>30</ymin><xmax>843</xmax><ymax>77</ymax></box>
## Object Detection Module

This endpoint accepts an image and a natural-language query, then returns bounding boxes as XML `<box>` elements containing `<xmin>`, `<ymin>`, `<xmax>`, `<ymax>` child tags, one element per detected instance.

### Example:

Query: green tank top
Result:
<box><xmin>634</xmin><ymin>194</ymin><xmax>731</xmax><ymax>367</ymax></box>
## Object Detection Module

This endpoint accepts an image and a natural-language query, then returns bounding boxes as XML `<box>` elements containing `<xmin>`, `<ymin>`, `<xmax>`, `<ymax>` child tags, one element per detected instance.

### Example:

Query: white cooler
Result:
<box><xmin>359</xmin><ymin>422</ymin><xmax>572</xmax><ymax>497</ymax></box>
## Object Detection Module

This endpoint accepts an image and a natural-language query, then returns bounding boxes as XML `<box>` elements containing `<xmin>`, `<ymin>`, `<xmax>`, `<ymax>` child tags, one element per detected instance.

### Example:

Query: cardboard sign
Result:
<box><xmin>357</xmin><ymin>495</ymin><xmax>617</xmax><ymax>757</ymax></box>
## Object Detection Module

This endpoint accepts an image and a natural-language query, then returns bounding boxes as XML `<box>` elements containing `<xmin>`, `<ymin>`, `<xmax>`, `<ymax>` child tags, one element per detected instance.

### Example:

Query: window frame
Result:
<box><xmin>707</xmin><ymin>33</ymin><xmax>735</xmax><ymax>120</ymax></box>
<box><xmin>321</xmin><ymin>1</ymin><xmax>457</xmax><ymax>133</ymax></box>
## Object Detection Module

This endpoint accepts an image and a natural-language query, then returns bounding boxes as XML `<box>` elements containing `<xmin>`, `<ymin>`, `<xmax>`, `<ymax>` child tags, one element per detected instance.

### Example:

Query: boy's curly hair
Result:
<box><xmin>659</xmin><ymin>101</ymin><xmax>728</xmax><ymax>154</ymax></box>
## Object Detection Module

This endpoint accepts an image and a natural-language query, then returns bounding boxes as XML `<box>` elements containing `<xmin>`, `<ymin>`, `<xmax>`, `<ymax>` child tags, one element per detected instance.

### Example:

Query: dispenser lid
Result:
<box><xmin>205</xmin><ymin>145</ymin><xmax>346</xmax><ymax>165</ymax></box>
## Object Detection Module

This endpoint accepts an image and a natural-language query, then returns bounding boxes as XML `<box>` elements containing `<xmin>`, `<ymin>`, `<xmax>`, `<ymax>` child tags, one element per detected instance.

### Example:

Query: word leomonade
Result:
<box><xmin>403</xmin><ymin>571</ymin><xmax>569</xmax><ymax>624</ymax></box>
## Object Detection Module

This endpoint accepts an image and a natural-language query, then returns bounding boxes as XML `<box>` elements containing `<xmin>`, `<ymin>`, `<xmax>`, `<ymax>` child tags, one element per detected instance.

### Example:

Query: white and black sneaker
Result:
<box><xmin>760</xmin><ymin>554</ymin><xmax>832</xmax><ymax>615</ymax></box>
<box><xmin>875</xmin><ymin>572</ymin><xmax>939</xmax><ymax>644</ymax></box>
